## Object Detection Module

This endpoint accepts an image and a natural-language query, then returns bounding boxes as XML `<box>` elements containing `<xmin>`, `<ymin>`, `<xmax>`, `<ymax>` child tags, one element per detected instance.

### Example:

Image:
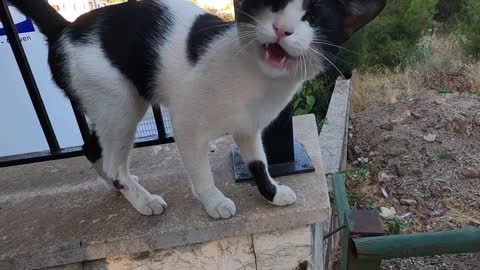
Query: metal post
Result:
<box><xmin>0</xmin><ymin>0</ymin><xmax>60</xmax><ymax>152</ymax></box>
<box><xmin>232</xmin><ymin>101</ymin><xmax>315</xmax><ymax>181</ymax></box>
<box><xmin>152</xmin><ymin>105</ymin><xmax>167</xmax><ymax>140</ymax></box>
<box><xmin>262</xmin><ymin>103</ymin><xmax>295</xmax><ymax>164</ymax></box>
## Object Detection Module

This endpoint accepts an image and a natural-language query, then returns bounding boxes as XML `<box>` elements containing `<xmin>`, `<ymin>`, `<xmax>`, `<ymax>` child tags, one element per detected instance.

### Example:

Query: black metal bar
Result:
<box><xmin>262</xmin><ymin>103</ymin><xmax>295</xmax><ymax>165</ymax></box>
<box><xmin>70</xmin><ymin>101</ymin><xmax>90</xmax><ymax>142</ymax></box>
<box><xmin>0</xmin><ymin>147</ymin><xmax>84</xmax><ymax>168</ymax></box>
<box><xmin>0</xmin><ymin>136</ymin><xmax>175</xmax><ymax>168</ymax></box>
<box><xmin>152</xmin><ymin>105</ymin><xmax>168</xmax><ymax>139</ymax></box>
<box><xmin>0</xmin><ymin>0</ymin><xmax>60</xmax><ymax>152</ymax></box>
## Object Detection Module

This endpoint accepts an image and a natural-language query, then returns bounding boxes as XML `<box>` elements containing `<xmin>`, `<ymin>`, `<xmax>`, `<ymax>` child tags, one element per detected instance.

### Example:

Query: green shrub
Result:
<box><xmin>461</xmin><ymin>0</ymin><xmax>480</xmax><ymax>58</ymax></box>
<box><xmin>293</xmin><ymin>78</ymin><xmax>330</xmax><ymax>117</ymax></box>
<box><xmin>435</xmin><ymin>0</ymin><xmax>463</xmax><ymax>22</ymax></box>
<box><xmin>293</xmin><ymin>69</ymin><xmax>339</xmax><ymax>130</ymax></box>
<box><xmin>347</xmin><ymin>0</ymin><xmax>439</xmax><ymax>68</ymax></box>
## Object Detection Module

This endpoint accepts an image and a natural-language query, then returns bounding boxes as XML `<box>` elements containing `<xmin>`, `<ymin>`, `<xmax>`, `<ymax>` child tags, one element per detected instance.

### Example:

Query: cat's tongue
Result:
<box><xmin>265</xmin><ymin>43</ymin><xmax>288</xmax><ymax>68</ymax></box>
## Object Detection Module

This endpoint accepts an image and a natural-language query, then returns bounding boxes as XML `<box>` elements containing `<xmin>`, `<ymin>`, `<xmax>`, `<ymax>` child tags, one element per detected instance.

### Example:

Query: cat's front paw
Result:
<box><xmin>206</xmin><ymin>197</ymin><xmax>236</xmax><ymax>219</ymax></box>
<box><xmin>271</xmin><ymin>185</ymin><xmax>297</xmax><ymax>206</ymax></box>
<box><xmin>138</xmin><ymin>195</ymin><xmax>167</xmax><ymax>216</ymax></box>
<box><xmin>197</xmin><ymin>187</ymin><xmax>236</xmax><ymax>219</ymax></box>
<box><xmin>130</xmin><ymin>175</ymin><xmax>139</xmax><ymax>183</ymax></box>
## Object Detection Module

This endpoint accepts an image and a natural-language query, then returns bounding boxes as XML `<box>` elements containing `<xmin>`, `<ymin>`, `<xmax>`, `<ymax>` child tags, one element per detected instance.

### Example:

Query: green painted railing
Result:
<box><xmin>354</xmin><ymin>228</ymin><xmax>480</xmax><ymax>260</ymax></box>
<box><xmin>331</xmin><ymin>173</ymin><xmax>480</xmax><ymax>270</ymax></box>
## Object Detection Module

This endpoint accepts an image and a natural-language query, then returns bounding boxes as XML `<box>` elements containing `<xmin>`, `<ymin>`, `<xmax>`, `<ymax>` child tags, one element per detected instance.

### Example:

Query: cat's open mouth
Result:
<box><xmin>261</xmin><ymin>43</ymin><xmax>292</xmax><ymax>69</ymax></box>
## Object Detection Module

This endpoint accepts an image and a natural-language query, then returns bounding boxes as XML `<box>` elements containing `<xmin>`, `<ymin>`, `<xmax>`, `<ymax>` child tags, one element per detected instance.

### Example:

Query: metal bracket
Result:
<box><xmin>347</xmin><ymin>209</ymin><xmax>385</xmax><ymax>238</ymax></box>
<box><xmin>232</xmin><ymin>140</ymin><xmax>315</xmax><ymax>182</ymax></box>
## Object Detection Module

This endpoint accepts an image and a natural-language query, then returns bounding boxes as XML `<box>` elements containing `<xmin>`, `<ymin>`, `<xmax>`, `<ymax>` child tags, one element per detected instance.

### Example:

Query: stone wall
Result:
<box><xmin>46</xmin><ymin>226</ymin><xmax>313</xmax><ymax>270</ymax></box>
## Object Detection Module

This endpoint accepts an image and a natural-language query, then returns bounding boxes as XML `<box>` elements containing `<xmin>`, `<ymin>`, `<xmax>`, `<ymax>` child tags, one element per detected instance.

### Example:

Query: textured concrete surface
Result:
<box><xmin>319</xmin><ymin>78</ymin><xmax>352</xmax><ymax>188</ymax></box>
<box><xmin>44</xmin><ymin>264</ymin><xmax>83</xmax><ymax>270</ymax></box>
<box><xmin>254</xmin><ymin>226</ymin><xmax>312</xmax><ymax>270</ymax></box>
<box><xmin>0</xmin><ymin>114</ymin><xmax>329</xmax><ymax>270</ymax></box>
<box><xmin>318</xmin><ymin>78</ymin><xmax>352</xmax><ymax>270</ymax></box>
<box><xmin>86</xmin><ymin>235</ymin><xmax>256</xmax><ymax>270</ymax></box>
<box><xmin>44</xmin><ymin>226</ymin><xmax>313</xmax><ymax>270</ymax></box>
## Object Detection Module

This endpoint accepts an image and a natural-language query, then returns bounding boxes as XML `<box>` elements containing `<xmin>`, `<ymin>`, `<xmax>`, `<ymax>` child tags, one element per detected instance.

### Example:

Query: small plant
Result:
<box><xmin>367</xmin><ymin>202</ymin><xmax>381</xmax><ymax>213</ymax></box>
<box><xmin>435</xmin><ymin>86</ymin><xmax>454</xmax><ymax>94</ymax></box>
<box><xmin>293</xmin><ymin>94</ymin><xmax>316</xmax><ymax>115</ymax></box>
<box><xmin>317</xmin><ymin>118</ymin><xmax>329</xmax><ymax>130</ymax></box>
<box><xmin>437</xmin><ymin>148</ymin><xmax>453</xmax><ymax>160</ymax></box>
<box><xmin>396</xmin><ymin>93</ymin><xmax>409</xmax><ymax>101</ymax></box>
<box><xmin>347</xmin><ymin>190</ymin><xmax>361</xmax><ymax>206</ymax></box>
<box><xmin>328</xmin><ymin>191</ymin><xmax>335</xmax><ymax>203</ymax></box>
<box><xmin>340</xmin><ymin>162</ymin><xmax>381</xmax><ymax>182</ymax></box>
<box><xmin>385</xmin><ymin>217</ymin><xmax>412</xmax><ymax>235</ymax></box>
<box><xmin>293</xmin><ymin>79</ymin><xmax>325</xmax><ymax>116</ymax></box>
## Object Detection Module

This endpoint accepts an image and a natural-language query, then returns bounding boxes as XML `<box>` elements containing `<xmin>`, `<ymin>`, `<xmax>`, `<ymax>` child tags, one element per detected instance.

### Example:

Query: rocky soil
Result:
<box><xmin>348</xmin><ymin>90</ymin><xmax>480</xmax><ymax>269</ymax></box>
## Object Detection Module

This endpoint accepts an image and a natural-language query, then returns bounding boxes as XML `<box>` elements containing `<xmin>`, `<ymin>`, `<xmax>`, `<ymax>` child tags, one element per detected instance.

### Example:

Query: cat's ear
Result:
<box><xmin>341</xmin><ymin>0</ymin><xmax>386</xmax><ymax>40</ymax></box>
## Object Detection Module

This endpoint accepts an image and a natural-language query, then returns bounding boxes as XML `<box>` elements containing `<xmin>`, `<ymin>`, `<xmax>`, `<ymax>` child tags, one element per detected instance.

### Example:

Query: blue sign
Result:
<box><xmin>0</xmin><ymin>7</ymin><xmax>35</xmax><ymax>36</ymax></box>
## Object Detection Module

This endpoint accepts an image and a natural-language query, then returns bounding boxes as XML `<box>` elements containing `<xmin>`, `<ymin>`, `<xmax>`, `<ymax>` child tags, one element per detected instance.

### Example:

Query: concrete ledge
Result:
<box><xmin>0</xmin><ymin>115</ymin><xmax>330</xmax><ymax>270</ymax></box>
<box><xmin>319</xmin><ymin>78</ymin><xmax>352</xmax><ymax>184</ymax></box>
<box><xmin>318</xmin><ymin>77</ymin><xmax>352</xmax><ymax>269</ymax></box>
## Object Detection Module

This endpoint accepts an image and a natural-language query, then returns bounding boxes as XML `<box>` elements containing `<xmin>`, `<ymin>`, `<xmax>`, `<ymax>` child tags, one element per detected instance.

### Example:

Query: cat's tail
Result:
<box><xmin>8</xmin><ymin>0</ymin><xmax>69</xmax><ymax>40</ymax></box>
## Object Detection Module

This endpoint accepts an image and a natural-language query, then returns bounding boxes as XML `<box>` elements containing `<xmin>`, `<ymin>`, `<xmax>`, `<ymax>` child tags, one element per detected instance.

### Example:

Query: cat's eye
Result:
<box><xmin>303</xmin><ymin>13</ymin><xmax>316</xmax><ymax>23</ymax></box>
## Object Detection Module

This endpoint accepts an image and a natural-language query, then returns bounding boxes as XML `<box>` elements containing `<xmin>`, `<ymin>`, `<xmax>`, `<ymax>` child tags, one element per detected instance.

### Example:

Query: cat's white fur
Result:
<box><xmin>61</xmin><ymin>0</ymin><xmax>320</xmax><ymax>218</ymax></box>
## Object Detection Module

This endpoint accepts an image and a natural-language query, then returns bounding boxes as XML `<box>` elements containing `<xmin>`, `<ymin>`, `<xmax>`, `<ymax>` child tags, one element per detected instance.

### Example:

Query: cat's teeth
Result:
<box><xmin>280</xmin><ymin>56</ymin><xmax>287</xmax><ymax>64</ymax></box>
<box><xmin>265</xmin><ymin>51</ymin><xmax>270</xmax><ymax>59</ymax></box>
<box><xmin>266</xmin><ymin>43</ymin><xmax>270</xmax><ymax>48</ymax></box>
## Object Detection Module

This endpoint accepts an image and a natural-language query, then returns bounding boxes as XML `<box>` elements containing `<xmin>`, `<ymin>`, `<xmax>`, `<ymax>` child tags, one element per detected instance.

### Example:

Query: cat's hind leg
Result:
<box><xmin>83</xmin><ymin>100</ymin><xmax>166</xmax><ymax>216</ymax></box>
<box><xmin>83</xmin><ymin>131</ymin><xmax>118</xmax><ymax>191</ymax></box>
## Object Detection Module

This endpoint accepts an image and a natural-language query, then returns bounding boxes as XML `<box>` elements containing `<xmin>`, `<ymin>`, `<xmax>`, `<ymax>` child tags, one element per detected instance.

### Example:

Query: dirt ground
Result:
<box><xmin>347</xmin><ymin>90</ymin><xmax>480</xmax><ymax>269</ymax></box>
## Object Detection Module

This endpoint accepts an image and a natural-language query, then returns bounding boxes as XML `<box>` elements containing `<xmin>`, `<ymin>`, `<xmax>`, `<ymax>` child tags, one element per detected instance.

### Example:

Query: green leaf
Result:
<box><xmin>306</xmin><ymin>96</ymin><xmax>315</xmax><ymax>106</ymax></box>
<box><xmin>295</xmin><ymin>109</ymin><xmax>308</xmax><ymax>115</ymax></box>
<box><xmin>436</xmin><ymin>86</ymin><xmax>454</xmax><ymax>94</ymax></box>
<box><xmin>293</xmin><ymin>99</ymin><xmax>301</xmax><ymax>109</ymax></box>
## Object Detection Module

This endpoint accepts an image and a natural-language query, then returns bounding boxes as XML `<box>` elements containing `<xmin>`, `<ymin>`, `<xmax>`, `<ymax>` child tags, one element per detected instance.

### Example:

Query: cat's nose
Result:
<box><xmin>272</xmin><ymin>23</ymin><xmax>293</xmax><ymax>40</ymax></box>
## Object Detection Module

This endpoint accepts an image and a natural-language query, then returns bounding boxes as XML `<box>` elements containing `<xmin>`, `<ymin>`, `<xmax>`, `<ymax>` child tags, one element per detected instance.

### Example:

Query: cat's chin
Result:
<box><xmin>257</xmin><ymin>59</ymin><xmax>292</xmax><ymax>78</ymax></box>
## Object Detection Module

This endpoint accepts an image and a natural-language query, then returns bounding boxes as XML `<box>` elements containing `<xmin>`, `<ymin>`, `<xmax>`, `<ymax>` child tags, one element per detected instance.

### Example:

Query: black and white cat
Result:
<box><xmin>10</xmin><ymin>0</ymin><xmax>384</xmax><ymax>219</ymax></box>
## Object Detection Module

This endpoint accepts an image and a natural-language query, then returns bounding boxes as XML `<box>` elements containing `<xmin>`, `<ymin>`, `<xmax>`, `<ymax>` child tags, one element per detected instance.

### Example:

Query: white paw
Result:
<box><xmin>205</xmin><ymin>197</ymin><xmax>237</xmax><ymax>219</ymax></box>
<box><xmin>137</xmin><ymin>195</ymin><xmax>167</xmax><ymax>216</ymax></box>
<box><xmin>271</xmin><ymin>185</ymin><xmax>297</xmax><ymax>206</ymax></box>
<box><xmin>130</xmin><ymin>175</ymin><xmax>139</xmax><ymax>183</ymax></box>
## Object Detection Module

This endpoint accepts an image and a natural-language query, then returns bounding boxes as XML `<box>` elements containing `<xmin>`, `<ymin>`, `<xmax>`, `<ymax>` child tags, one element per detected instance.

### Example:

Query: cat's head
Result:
<box><xmin>235</xmin><ymin>0</ymin><xmax>385</xmax><ymax>79</ymax></box>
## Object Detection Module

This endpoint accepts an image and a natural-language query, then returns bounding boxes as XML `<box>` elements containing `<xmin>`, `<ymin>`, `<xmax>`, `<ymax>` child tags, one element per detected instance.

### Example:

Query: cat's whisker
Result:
<box><xmin>305</xmin><ymin>51</ymin><xmax>315</xmax><ymax>79</ymax></box>
<box><xmin>211</xmin><ymin>30</ymin><xmax>257</xmax><ymax>51</ymax></box>
<box><xmin>301</xmin><ymin>54</ymin><xmax>307</xmax><ymax>83</ymax></box>
<box><xmin>194</xmin><ymin>22</ymin><xmax>255</xmax><ymax>35</ymax></box>
<box><xmin>236</xmin><ymin>10</ymin><xmax>261</xmax><ymax>24</ymax></box>
<box><xmin>311</xmin><ymin>40</ymin><xmax>360</xmax><ymax>55</ymax></box>
<box><xmin>193</xmin><ymin>22</ymin><xmax>234</xmax><ymax>33</ymax></box>
<box><xmin>216</xmin><ymin>33</ymin><xmax>256</xmax><ymax>52</ymax></box>
<box><xmin>325</xmin><ymin>51</ymin><xmax>353</xmax><ymax>65</ymax></box>
<box><xmin>235</xmin><ymin>37</ymin><xmax>258</xmax><ymax>56</ymax></box>
<box><xmin>308</xmin><ymin>47</ymin><xmax>345</xmax><ymax>78</ymax></box>
<box><xmin>236</xmin><ymin>22</ymin><xmax>257</xmax><ymax>29</ymax></box>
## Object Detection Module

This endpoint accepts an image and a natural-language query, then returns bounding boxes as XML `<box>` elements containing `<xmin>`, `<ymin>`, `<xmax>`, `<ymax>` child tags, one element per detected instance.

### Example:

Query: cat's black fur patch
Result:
<box><xmin>48</xmin><ymin>40</ymin><xmax>77</xmax><ymax>104</ymax></box>
<box><xmin>187</xmin><ymin>14</ymin><xmax>233</xmax><ymax>65</ymax></box>
<box><xmin>239</xmin><ymin>0</ymin><xmax>293</xmax><ymax>17</ymax></box>
<box><xmin>248</xmin><ymin>161</ymin><xmax>277</xmax><ymax>202</ymax></box>
<box><xmin>82</xmin><ymin>131</ymin><xmax>102</xmax><ymax>163</ymax></box>
<box><xmin>302</xmin><ymin>0</ymin><xmax>346</xmax><ymax>46</ymax></box>
<box><xmin>8</xmin><ymin>0</ymin><xmax>68</xmax><ymax>40</ymax></box>
<box><xmin>68</xmin><ymin>1</ymin><xmax>174</xmax><ymax>100</ymax></box>
<box><xmin>113</xmin><ymin>180</ymin><xmax>125</xmax><ymax>190</ymax></box>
